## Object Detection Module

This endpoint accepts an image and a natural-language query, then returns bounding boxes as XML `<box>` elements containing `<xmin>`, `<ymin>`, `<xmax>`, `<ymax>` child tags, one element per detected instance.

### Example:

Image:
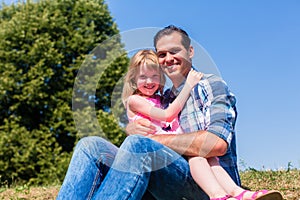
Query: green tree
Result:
<box><xmin>0</xmin><ymin>0</ymin><xmax>128</xmax><ymax>185</ymax></box>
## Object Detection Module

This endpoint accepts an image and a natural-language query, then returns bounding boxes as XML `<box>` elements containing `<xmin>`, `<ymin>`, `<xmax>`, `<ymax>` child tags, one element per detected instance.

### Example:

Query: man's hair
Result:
<box><xmin>153</xmin><ymin>25</ymin><xmax>191</xmax><ymax>50</ymax></box>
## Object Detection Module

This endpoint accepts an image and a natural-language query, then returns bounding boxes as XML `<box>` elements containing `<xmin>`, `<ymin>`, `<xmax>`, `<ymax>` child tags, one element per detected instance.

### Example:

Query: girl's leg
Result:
<box><xmin>57</xmin><ymin>136</ymin><xmax>118</xmax><ymax>200</ymax></box>
<box><xmin>208</xmin><ymin>157</ymin><xmax>278</xmax><ymax>199</ymax></box>
<box><xmin>208</xmin><ymin>157</ymin><xmax>242</xmax><ymax>196</ymax></box>
<box><xmin>188</xmin><ymin>157</ymin><xmax>229</xmax><ymax>199</ymax></box>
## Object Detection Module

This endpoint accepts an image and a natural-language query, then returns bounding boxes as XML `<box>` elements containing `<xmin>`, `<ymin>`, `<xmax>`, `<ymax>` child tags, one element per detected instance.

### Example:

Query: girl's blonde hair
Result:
<box><xmin>122</xmin><ymin>49</ymin><xmax>166</xmax><ymax>107</ymax></box>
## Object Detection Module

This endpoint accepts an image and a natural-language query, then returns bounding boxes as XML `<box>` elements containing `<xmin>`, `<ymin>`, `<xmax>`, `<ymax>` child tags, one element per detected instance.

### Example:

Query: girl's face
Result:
<box><xmin>135</xmin><ymin>63</ymin><xmax>160</xmax><ymax>97</ymax></box>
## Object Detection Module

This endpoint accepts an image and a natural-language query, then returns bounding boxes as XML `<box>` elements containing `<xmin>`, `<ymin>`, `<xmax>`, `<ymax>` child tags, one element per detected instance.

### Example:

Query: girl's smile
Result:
<box><xmin>135</xmin><ymin>63</ymin><xmax>161</xmax><ymax>97</ymax></box>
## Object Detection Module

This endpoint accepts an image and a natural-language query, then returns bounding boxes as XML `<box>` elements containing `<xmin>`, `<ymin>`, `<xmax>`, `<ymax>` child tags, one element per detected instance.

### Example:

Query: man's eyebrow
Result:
<box><xmin>169</xmin><ymin>47</ymin><xmax>181</xmax><ymax>51</ymax></box>
<box><xmin>157</xmin><ymin>47</ymin><xmax>181</xmax><ymax>53</ymax></box>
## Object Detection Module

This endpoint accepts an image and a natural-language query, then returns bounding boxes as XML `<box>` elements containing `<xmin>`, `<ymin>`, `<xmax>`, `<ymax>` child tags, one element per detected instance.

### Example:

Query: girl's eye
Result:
<box><xmin>139</xmin><ymin>75</ymin><xmax>147</xmax><ymax>80</ymax></box>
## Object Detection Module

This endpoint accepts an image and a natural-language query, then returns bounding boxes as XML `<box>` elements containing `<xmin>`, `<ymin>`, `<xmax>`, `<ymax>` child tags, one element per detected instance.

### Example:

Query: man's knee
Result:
<box><xmin>121</xmin><ymin>135</ymin><xmax>149</xmax><ymax>151</ymax></box>
<box><xmin>76</xmin><ymin>136</ymin><xmax>114</xmax><ymax>153</ymax></box>
<box><xmin>76</xmin><ymin>136</ymin><xmax>102</xmax><ymax>147</ymax></box>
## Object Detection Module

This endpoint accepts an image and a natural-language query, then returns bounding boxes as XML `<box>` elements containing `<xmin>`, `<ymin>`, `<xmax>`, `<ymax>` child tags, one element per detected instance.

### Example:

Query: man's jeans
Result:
<box><xmin>56</xmin><ymin>135</ymin><xmax>208</xmax><ymax>200</ymax></box>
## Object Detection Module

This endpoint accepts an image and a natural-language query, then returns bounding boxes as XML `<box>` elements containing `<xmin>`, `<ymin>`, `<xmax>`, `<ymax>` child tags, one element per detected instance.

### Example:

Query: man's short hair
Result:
<box><xmin>153</xmin><ymin>25</ymin><xmax>191</xmax><ymax>50</ymax></box>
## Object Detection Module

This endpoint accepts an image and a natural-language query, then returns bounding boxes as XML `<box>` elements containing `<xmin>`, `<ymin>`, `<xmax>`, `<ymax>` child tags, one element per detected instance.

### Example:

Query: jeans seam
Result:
<box><xmin>87</xmin><ymin>163</ymin><xmax>102</xmax><ymax>200</ymax></box>
<box><xmin>127</xmin><ymin>172</ymin><xmax>143</xmax><ymax>200</ymax></box>
<box><xmin>125</xmin><ymin>155</ymin><xmax>148</xmax><ymax>200</ymax></box>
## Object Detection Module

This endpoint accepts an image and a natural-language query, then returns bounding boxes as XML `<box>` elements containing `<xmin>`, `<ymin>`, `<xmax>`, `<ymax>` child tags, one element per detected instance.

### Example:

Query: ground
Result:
<box><xmin>0</xmin><ymin>169</ymin><xmax>299</xmax><ymax>199</ymax></box>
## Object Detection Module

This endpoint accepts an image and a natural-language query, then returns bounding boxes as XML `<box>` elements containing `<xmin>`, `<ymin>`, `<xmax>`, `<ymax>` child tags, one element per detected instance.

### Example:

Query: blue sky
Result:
<box><xmin>3</xmin><ymin>0</ymin><xmax>299</xmax><ymax>170</ymax></box>
<box><xmin>104</xmin><ymin>0</ymin><xmax>300</xmax><ymax>170</ymax></box>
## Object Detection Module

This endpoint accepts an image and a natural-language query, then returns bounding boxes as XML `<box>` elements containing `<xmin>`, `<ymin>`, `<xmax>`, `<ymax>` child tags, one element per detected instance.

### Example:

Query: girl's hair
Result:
<box><xmin>122</xmin><ymin>49</ymin><xmax>166</xmax><ymax>107</ymax></box>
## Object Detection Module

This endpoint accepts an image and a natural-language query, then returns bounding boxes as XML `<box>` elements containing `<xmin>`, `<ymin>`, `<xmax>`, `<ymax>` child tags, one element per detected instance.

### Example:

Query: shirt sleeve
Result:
<box><xmin>198</xmin><ymin>74</ymin><xmax>237</xmax><ymax>145</ymax></box>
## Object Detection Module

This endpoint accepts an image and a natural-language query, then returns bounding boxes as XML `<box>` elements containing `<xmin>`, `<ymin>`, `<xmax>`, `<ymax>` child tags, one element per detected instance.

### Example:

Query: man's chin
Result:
<box><xmin>164</xmin><ymin>68</ymin><xmax>178</xmax><ymax>76</ymax></box>
<box><xmin>167</xmin><ymin>71</ymin><xmax>184</xmax><ymax>78</ymax></box>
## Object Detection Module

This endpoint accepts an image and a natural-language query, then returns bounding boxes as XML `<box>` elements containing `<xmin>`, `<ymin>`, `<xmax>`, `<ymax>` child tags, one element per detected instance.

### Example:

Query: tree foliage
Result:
<box><xmin>0</xmin><ymin>0</ymin><xmax>128</xmax><ymax>185</ymax></box>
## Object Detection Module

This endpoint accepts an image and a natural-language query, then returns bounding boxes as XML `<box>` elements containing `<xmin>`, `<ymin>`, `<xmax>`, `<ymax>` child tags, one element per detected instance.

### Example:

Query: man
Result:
<box><xmin>57</xmin><ymin>25</ymin><xmax>240</xmax><ymax>200</ymax></box>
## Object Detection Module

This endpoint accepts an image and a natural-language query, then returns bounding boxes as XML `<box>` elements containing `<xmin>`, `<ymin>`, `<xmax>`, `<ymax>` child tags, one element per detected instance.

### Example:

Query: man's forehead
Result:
<box><xmin>156</xmin><ymin>33</ymin><xmax>182</xmax><ymax>48</ymax></box>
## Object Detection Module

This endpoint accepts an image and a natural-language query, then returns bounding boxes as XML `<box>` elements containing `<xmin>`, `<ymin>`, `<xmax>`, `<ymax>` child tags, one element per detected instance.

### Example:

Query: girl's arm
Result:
<box><xmin>128</xmin><ymin>70</ymin><xmax>203</xmax><ymax>122</ymax></box>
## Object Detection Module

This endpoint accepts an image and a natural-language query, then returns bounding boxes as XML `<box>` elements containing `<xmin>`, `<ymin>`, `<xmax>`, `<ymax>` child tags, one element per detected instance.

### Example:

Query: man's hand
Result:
<box><xmin>125</xmin><ymin>119</ymin><xmax>157</xmax><ymax>136</ymax></box>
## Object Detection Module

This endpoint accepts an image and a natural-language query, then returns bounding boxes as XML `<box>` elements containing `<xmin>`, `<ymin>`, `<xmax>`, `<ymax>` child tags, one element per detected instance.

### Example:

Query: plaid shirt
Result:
<box><xmin>162</xmin><ymin>71</ymin><xmax>241</xmax><ymax>185</ymax></box>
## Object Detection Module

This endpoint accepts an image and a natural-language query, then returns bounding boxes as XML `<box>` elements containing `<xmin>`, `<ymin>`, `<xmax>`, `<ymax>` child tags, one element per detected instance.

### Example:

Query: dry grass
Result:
<box><xmin>240</xmin><ymin>169</ymin><xmax>300</xmax><ymax>200</ymax></box>
<box><xmin>0</xmin><ymin>185</ymin><xmax>59</xmax><ymax>200</ymax></box>
<box><xmin>0</xmin><ymin>169</ymin><xmax>299</xmax><ymax>199</ymax></box>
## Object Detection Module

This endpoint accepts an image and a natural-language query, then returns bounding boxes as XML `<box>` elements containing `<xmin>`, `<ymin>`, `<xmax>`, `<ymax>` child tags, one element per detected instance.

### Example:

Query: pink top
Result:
<box><xmin>127</xmin><ymin>94</ymin><xmax>182</xmax><ymax>134</ymax></box>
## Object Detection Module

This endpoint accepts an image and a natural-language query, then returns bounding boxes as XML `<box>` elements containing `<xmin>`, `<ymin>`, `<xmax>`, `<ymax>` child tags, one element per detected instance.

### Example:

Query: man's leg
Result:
<box><xmin>147</xmin><ymin>155</ymin><xmax>209</xmax><ymax>200</ymax></box>
<box><xmin>93</xmin><ymin>135</ymin><xmax>208</xmax><ymax>200</ymax></box>
<box><xmin>57</xmin><ymin>136</ymin><xmax>118</xmax><ymax>200</ymax></box>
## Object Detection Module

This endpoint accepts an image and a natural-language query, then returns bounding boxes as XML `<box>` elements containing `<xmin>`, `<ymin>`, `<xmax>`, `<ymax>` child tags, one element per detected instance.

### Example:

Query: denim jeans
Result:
<box><xmin>57</xmin><ymin>135</ymin><xmax>209</xmax><ymax>200</ymax></box>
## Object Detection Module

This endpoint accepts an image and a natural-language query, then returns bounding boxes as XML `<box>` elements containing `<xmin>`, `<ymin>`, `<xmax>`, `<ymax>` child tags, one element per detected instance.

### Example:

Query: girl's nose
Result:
<box><xmin>145</xmin><ymin>77</ymin><xmax>152</xmax><ymax>83</ymax></box>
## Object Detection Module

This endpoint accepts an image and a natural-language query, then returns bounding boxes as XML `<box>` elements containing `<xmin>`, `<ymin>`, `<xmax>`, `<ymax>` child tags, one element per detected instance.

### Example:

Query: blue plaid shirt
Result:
<box><xmin>162</xmin><ymin>71</ymin><xmax>241</xmax><ymax>185</ymax></box>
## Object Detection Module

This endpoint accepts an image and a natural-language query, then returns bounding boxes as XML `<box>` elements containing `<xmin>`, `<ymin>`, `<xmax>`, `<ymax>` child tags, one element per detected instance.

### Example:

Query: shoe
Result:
<box><xmin>233</xmin><ymin>190</ymin><xmax>283</xmax><ymax>200</ymax></box>
<box><xmin>211</xmin><ymin>195</ymin><xmax>231</xmax><ymax>200</ymax></box>
<box><xmin>254</xmin><ymin>190</ymin><xmax>283</xmax><ymax>200</ymax></box>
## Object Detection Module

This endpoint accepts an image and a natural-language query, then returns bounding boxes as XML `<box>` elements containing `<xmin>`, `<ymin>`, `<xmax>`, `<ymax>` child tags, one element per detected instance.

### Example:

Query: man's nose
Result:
<box><xmin>165</xmin><ymin>52</ymin><xmax>173</xmax><ymax>63</ymax></box>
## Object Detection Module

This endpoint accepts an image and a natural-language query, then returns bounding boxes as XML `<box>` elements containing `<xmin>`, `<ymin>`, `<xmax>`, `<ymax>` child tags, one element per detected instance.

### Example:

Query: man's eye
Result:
<box><xmin>157</xmin><ymin>53</ymin><xmax>166</xmax><ymax>58</ymax></box>
<box><xmin>170</xmin><ymin>50</ymin><xmax>179</xmax><ymax>54</ymax></box>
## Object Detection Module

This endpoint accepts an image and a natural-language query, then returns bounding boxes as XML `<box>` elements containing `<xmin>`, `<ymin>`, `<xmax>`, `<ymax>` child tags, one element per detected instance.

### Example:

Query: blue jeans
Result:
<box><xmin>57</xmin><ymin>135</ymin><xmax>209</xmax><ymax>200</ymax></box>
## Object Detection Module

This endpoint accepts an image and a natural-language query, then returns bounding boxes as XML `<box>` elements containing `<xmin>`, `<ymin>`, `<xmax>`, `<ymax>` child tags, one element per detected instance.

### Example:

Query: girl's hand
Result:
<box><xmin>125</xmin><ymin>119</ymin><xmax>157</xmax><ymax>136</ymax></box>
<box><xmin>186</xmin><ymin>69</ymin><xmax>203</xmax><ymax>88</ymax></box>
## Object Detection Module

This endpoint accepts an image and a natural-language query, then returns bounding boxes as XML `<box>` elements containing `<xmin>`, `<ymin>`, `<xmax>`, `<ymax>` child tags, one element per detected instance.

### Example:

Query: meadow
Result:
<box><xmin>0</xmin><ymin>168</ymin><xmax>299</xmax><ymax>200</ymax></box>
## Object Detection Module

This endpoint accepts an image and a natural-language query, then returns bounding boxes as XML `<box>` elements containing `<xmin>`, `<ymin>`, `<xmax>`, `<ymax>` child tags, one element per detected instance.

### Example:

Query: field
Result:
<box><xmin>0</xmin><ymin>169</ymin><xmax>299</xmax><ymax>200</ymax></box>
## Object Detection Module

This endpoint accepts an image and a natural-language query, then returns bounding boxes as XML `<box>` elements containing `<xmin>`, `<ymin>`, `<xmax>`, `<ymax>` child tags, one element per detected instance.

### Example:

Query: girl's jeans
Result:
<box><xmin>56</xmin><ymin>135</ymin><xmax>208</xmax><ymax>200</ymax></box>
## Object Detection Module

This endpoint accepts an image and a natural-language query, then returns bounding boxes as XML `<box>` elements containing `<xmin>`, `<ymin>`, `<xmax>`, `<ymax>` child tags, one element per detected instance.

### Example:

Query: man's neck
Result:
<box><xmin>172</xmin><ymin>78</ymin><xmax>185</xmax><ymax>89</ymax></box>
<box><xmin>172</xmin><ymin>66</ymin><xmax>192</xmax><ymax>88</ymax></box>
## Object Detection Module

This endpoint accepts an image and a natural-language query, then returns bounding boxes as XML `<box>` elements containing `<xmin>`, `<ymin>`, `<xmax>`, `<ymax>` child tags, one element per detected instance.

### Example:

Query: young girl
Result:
<box><xmin>122</xmin><ymin>49</ymin><xmax>282</xmax><ymax>200</ymax></box>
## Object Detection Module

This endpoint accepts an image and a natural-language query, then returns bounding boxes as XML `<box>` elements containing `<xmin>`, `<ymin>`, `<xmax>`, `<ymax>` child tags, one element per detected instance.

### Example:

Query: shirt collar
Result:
<box><xmin>171</xmin><ymin>83</ymin><xmax>184</xmax><ymax>97</ymax></box>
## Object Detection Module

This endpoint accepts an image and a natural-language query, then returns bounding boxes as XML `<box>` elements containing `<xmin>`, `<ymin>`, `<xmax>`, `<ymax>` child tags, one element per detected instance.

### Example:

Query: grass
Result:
<box><xmin>240</xmin><ymin>168</ymin><xmax>300</xmax><ymax>200</ymax></box>
<box><xmin>0</xmin><ymin>185</ymin><xmax>59</xmax><ymax>200</ymax></box>
<box><xmin>0</xmin><ymin>169</ymin><xmax>299</xmax><ymax>200</ymax></box>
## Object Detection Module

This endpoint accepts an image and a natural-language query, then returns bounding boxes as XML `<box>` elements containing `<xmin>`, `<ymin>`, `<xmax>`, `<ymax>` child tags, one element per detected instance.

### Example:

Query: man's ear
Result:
<box><xmin>189</xmin><ymin>46</ymin><xmax>194</xmax><ymax>59</ymax></box>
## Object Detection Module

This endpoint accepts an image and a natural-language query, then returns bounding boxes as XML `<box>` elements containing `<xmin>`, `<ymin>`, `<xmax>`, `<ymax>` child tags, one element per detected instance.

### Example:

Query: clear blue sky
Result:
<box><xmin>104</xmin><ymin>0</ymin><xmax>300</xmax><ymax>170</ymax></box>
<box><xmin>3</xmin><ymin>0</ymin><xmax>300</xmax><ymax>170</ymax></box>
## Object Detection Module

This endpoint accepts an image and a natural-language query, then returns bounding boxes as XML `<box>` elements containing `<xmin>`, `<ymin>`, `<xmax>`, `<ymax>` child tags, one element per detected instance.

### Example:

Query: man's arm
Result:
<box><xmin>126</xmin><ymin>120</ymin><xmax>227</xmax><ymax>158</ymax></box>
<box><xmin>148</xmin><ymin>130</ymin><xmax>228</xmax><ymax>158</ymax></box>
<box><xmin>125</xmin><ymin>120</ymin><xmax>227</xmax><ymax>158</ymax></box>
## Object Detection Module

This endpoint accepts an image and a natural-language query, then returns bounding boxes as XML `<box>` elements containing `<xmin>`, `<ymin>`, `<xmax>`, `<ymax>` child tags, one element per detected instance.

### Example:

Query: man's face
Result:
<box><xmin>156</xmin><ymin>32</ymin><xmax>194</xmax><ymax>86</ymax></box>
